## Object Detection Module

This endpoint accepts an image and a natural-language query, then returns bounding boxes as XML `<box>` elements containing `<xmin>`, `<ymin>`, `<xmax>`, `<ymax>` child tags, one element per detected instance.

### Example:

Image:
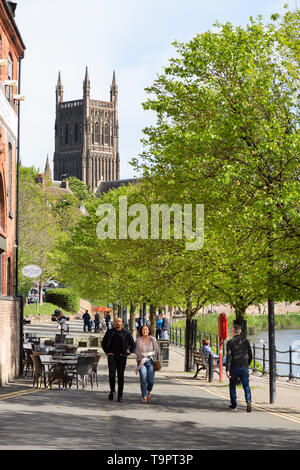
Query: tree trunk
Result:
<box><xmin>38</xmin><ymin>282</ymin><xmax>43</xmax><ymax>305</ymax></box>
<box><xmin>234</xmin><ymin>306</ymin><xmax>247</xmax><ymax>337</ymax></box>
<box><xmin>149</xmin><ymin>305</ymin><xmax>157</xmax><ymax>337</ymax></box>
<box><xmin>112</xmin><ymin>303</ymin><xmax>118</xmax><ymax>319</ymax></box>
<box><xmin>129</xmin><ymin>302</ymin><xmax>136</xmax><ymax>334</ymax></box>
<box><xmin>184</xmin><ymin>293</ymin><xmax>194</xmax><ymax>372</ymax></box>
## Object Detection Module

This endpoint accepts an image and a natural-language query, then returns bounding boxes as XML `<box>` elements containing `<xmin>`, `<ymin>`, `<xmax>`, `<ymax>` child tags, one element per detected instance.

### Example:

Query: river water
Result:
<box><xmin>248</xmin><ymin>329</ymin><xmax>300</xmax><ymax>379</ymax></box>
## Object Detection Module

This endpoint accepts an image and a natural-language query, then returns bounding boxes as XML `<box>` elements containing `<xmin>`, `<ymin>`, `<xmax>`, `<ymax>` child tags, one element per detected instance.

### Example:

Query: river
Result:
<box><xmin>248</xmin><ymin>329</ymin><xmax>300</xmax><ymax>379</ymax></box>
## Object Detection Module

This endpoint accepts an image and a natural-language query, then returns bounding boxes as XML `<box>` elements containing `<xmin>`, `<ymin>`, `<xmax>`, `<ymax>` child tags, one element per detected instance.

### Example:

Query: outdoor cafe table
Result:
<box><xmin>40</xmin><ymin>355</ymin><xmax>78</xmax><ymax>389</ymax></box>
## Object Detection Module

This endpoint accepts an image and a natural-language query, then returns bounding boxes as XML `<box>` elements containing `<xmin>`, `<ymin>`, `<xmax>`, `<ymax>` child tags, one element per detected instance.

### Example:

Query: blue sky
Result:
<box><xmin>15</xmin><ymin>0</ymin><xmax>293</xmax><ymax>180</ymax></box>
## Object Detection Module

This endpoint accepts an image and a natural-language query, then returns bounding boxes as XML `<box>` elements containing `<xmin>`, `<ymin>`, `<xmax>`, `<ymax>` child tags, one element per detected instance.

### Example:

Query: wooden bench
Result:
<box><xmin>193</xmin><ymin>350</ymin><xmax>219</xmax><ymax>381</ymax></box>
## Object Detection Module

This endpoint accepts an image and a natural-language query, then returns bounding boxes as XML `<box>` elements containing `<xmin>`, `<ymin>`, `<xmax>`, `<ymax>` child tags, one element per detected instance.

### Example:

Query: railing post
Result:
<box><xmin>289</xmin><ymin>346</ymin><xmax>293</xmax><ymax>381</ymax></box>
<box><xmin>252</xmin><ymin>343</ymin><xmax>256</xmax><ymax>373</ymax></box>
<box><xmin>175</xmin><ymin>327</ymin><xmax>178</xmax><ymax>346</ymax></box>
<box><xmin>262</xmin><ymin>344</ymin><xmax>266</xmax><ymax>376</ymax></box>
<box><xmin>208</xmin><ymin>353</ymin><xmax>214</xmax><ymax>382</ymax></box>
<box><xmin>180</xmin><ymin>328</ymin><xmax>182</xmax><ymax>347</ymax></box>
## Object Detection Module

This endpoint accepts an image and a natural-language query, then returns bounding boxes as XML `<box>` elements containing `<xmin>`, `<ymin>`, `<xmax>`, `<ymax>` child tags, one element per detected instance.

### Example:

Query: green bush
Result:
<box><xmin>45</xmin><ymin>288</ymin><xmax>80</xmax><ymax>313</ymax></box>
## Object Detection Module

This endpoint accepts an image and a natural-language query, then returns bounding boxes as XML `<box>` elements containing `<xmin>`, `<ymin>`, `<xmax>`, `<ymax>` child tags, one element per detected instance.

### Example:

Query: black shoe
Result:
<box><xmin>108</xmin><ymin>391</ymin><xmax>115</xmax><ymax>401</ymax></box>
<box><xmin>229</xmin><ymin>404</ymin><xmax>237</xmax><ymax>410</ymax></box>
<box><xmin>117</xmin><ymin>396</ymin><xmax>123</xmax><ymax>403</ymax></box>
<box><xmin>246</xmin><ymin>402</ymin><xmax>252</xmax><ymax>412</ymax></box>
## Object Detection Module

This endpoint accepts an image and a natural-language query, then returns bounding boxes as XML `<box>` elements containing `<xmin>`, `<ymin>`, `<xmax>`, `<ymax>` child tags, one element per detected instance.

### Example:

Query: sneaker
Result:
<box><xmin>229</xmin><ymin>404</ymin><xmax>237</xmax><ymax>410</ymax></box>
<box><xmin>246</xmin><ymin>402</ymin><xmax>252</xmax><ymax>412</ymax></box>
<box><xmin>108</xmin><ymin>391</ymin><xmax>115</xmax><ymax>401</ymax></box>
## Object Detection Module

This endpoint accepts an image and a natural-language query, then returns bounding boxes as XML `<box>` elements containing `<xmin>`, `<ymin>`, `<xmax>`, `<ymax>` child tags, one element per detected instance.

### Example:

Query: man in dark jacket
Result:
<box><xmin>226</xmin><ymin>324</ymin><xmax>253</xmax><ymax>412</ymax></box>
<box><xmin>102</xmin><ymin>317</ymin><xmax>135</xmax><ymax>402</ymax></box>
<box><xmin>82</xmin><ymin>310</ymin><xmax>91</xmax><ymax>332</ymax></box>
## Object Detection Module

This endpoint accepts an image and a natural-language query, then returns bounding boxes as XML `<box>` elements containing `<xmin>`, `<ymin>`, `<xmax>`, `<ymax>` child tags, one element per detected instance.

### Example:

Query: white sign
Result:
<box><xmin>22</xmin><ymin>265</ymin><xmax>42</xmax><ymax>278</ymax></box>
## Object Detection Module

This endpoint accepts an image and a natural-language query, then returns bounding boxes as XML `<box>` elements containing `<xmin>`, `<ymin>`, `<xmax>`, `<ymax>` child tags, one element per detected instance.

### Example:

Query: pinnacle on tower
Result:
<box><xmin>83</xmin><ymin>66</ymin><xmax>90</xmax><ymax>98</ymax></box>
<box><xmin>57</xmin><ymin>70</ymin><xmax>62</xmax><ymax>87</ymax></box>
<box><xmin>44</xmin><ymin>154</ymin><xmax>52</xmax><ymax>185</ymax></box>
<box><xmin>110</xmin><ymin>70</ymin><xmax>118</xmax><ymax>102</ymax></box>
<box><xmin>56</xmin><ymin>70</ymin><xmax>63</xmax><ymax>104</ymax></box>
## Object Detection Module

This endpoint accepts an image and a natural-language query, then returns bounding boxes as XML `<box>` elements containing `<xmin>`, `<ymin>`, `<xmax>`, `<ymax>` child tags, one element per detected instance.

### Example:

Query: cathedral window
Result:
<box><xmin>95</xmin><ymin>122</ymin><xmax>99</xmax><ymax>143</ymax></box>
<box><xmin>105</xmin><ymin>123</ymin><xmax>109</xmax><ymax>145</ymax></box>
<box><xmin>65</xmin><ymin>125</ymin><xmax>69</xmax><ymax>144</ymax></box>
<box><xmin>74</xmin><ymin>122</ymin><xmax>79</xmax><ymax>143</ymax></box>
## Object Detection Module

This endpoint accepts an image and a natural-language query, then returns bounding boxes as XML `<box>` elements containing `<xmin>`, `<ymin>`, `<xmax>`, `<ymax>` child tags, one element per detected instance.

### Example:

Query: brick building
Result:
<box><xmin>0</xmin><ymin>1</ymin><xmax>25</xmax><ymax>385</ymax></box>
<box><xmin>53</xmin><ymin>68</ymin><xmax>120</xmax><ymax>192</ymax></box>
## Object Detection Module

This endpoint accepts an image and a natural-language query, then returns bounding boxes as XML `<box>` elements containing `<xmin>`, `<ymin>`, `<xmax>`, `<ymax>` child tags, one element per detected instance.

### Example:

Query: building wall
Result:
<box><xmin>0</xmin><ymin>297</ymin><xmax>21</xmax><ymax>386</ymax></box>
<box><xmin>0</xmin><ymin>1</ymin><xmax>25</xmax><ymax>386</ymax></box>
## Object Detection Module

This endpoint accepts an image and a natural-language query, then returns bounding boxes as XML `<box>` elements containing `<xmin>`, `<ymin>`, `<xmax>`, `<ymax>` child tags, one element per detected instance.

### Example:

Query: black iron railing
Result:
<box><xmin>169</xmin><ymin>325</ymin><xmax>300</xmax><ymax>381</ymax></box>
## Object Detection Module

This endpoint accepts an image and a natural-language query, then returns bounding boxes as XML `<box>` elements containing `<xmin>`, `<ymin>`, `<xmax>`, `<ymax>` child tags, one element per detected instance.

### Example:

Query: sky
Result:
<box><xmin>15</xmin><ymin>0</ymin><xmax>294</xmax><ymax>180</ymax></box>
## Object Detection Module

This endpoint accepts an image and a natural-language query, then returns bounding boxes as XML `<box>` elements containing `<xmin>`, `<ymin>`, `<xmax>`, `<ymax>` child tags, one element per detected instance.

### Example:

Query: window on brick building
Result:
<box><xmin>8</xmin><ymin>54</ymin><xmax>13</xmax><ymax>103</ymax></box>
<box><xmin>0</xmin><ymin>172</ymin><xmax>5</xmax><ymax>231</ymax></box>
<box><xmin>8</xmin><ymin>143</ymin><xmax>12</xmax><ymax>215</ymax></box>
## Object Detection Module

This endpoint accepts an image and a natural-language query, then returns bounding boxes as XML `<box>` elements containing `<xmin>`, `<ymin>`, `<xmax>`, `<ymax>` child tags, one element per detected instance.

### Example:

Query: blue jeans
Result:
<box><xmin>229</xmin><ymin>366</ymin><xmax>251</xmax><ymax>407</ymax></box>
<box><xmin>138</xmin><ymin>358</ymin><xmax>155</xmax><ymax>398</ymax></box>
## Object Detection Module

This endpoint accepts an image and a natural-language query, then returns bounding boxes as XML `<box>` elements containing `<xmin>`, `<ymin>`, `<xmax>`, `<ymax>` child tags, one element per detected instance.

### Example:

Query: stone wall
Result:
<box><xmin>0</xmin><ymin>297</ymin><xmax>21</xmax><ymax>386</ymax></box>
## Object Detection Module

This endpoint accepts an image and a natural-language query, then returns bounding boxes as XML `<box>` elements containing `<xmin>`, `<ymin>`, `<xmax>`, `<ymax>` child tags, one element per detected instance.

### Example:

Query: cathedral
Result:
<box><xmin>53</xmin><ymin>68</ymin><xmax>120</xmax><ymax>192</ymax></box>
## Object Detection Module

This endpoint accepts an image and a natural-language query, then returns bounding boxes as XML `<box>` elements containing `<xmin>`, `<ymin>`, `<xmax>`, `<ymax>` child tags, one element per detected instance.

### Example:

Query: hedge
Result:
<box><xmin>45</xmin><ymin>288</ymin><xmax>80</xmax><ymax>313</ymax></box>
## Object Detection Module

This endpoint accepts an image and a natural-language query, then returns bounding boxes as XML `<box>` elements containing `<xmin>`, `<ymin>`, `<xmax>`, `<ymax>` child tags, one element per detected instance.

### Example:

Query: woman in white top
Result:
<box><xmin>134</xmin><ymin>324</ymin><xmax>159</xmax><ymax>403</ymax></box>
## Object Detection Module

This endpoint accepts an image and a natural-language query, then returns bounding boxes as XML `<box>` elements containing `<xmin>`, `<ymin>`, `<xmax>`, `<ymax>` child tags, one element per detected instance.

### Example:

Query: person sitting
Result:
<box><xmin>202</xmin><ymin>338</ymin><xmax>226</xmax><ymax>366</ymax></box>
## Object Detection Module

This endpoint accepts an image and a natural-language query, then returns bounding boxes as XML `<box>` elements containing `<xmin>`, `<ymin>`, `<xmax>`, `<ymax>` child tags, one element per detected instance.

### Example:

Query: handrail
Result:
<box><xmin>169</xmin><ymin>325</ymin><xmax>300</xmax><ymax>381</ymax></box>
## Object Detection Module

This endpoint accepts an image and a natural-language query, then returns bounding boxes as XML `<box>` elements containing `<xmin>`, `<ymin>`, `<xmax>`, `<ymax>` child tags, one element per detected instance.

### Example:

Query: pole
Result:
<box><xmin>219</xmin><ymin>337</ymin><xmax>223</xmax><ymax>382</ymax></box>
<box><xmin>268</xmin><ymin>298</ymin><xmax>276</xmax><ymax>403</ymax></box>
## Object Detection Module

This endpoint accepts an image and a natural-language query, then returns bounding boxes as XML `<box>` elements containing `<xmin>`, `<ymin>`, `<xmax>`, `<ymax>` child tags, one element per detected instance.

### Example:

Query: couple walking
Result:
<box><xmin>102</xmin><ymin>317</ymin><xmax>159</xmax><ymax>403</ymax></box>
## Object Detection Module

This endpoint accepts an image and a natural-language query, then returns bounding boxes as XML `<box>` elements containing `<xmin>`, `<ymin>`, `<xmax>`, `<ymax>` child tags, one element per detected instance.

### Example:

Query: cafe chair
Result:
<box><xmin>74</xmin><ymin>356</ymin><xmax>95</xmax><ymax>390</ymax></box>
<box><xmin>23</xmin><ymin>344</ymin><xmax>34</xmax><ymax>376</ymax></box>
<box><xmin>31</xmin><ymin>354</ymin><xmax>47</xmax><ymax>388</ymax></box>
<box><xmin>92</xmin><ymin>353</ymin><xmax>101</xmax><ymax>388</ymax></box>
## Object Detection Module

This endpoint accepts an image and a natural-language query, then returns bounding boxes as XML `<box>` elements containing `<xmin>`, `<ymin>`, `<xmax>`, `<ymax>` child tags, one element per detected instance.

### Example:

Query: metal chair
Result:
<box><xmin>92</xmin><ymin>353</ymin><xmax>101</xmax><ymax>388</ymax></box>
<box><xmin>74</xmin><ymin>356</ymin><xmax>95</xmax><ymax>390</ymax></box>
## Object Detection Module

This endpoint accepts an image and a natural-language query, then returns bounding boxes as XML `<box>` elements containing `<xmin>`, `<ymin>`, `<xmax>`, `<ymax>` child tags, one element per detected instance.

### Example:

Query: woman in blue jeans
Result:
<box><xmin>135</xmin><ymin>325</ymin><xmax>159</xmax><ymax>403</ymax></box>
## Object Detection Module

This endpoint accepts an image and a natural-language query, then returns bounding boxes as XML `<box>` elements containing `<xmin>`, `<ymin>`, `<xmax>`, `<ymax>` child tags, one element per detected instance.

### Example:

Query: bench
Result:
<box><xmin>193</xmin><ymin>350</ymin><xmax>219</xmax><ymax>381</ymax></box>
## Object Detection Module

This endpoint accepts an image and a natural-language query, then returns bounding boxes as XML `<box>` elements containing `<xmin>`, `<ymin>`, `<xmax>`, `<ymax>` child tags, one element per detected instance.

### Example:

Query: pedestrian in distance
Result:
<box><xmin>226</xmin><ymin>324</ymin><xmax>253</xmax><ymax>412</ymax></box>
<box><xmin>161</xmin><ymin>313</ymin><xmax>169</xmax><ymax>340</ymax></box>
<box><xmin>105</xmin><ymin>312</ymin><xmax>111</xmax><ymax>330</ymax></box>
<box><xmin>82</xmin><ymin>310</ymin><xmax>91</xmax><ymax>332</ymax></box>
<box><xmin>156</xmin><ymin>314</ymin><xmax>163</xmax><ymax>339</ymax></box>
<box><xmin>94</xmin><ymin>312</ymin><xmax>100</xmax><ymax>332</ymax></box>
<box><xmin>135</xmin><ymin>324</ymin><xmax>159</xmax><ymax>403</ymax></box>
<box><xmin>102</xmin><ymin>317</ymin><xmax>135</xmax><ymax>402</ymax></box>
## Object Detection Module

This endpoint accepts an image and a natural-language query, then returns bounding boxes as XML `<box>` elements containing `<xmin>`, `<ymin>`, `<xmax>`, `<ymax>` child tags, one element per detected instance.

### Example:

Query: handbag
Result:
<box><xmin>153</xmin><ymin>359</ymin><xmax>161</xmax><ymax>371</ymax></box>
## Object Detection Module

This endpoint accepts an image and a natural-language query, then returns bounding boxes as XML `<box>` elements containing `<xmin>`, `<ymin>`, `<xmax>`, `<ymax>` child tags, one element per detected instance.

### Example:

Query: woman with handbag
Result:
<box><xmin>135</xmin><ymin>324</ymin><xmax>160</xmax><ymax>403</ymax></box>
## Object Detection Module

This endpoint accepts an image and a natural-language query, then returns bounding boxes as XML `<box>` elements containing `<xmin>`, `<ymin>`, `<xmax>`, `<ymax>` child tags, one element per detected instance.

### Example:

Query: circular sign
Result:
<box><xmin>21</xmin><ymin>265</ymin><xmax>42</xmax><ymax>278</ymax></box>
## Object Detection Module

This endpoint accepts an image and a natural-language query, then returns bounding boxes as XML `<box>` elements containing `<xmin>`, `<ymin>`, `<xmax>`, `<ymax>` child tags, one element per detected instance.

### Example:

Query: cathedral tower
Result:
<box><xmin>53</xmin><ymin>68</ymin><xmax>120</xmax><ymax>191</ymax></box>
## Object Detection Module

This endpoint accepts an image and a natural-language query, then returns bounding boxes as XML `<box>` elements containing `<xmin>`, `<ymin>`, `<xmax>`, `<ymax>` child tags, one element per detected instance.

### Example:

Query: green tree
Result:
<box><xmin>133</xmin><ymin>7</ymin><xmax>300</xmax><ymax>316</ymax></box>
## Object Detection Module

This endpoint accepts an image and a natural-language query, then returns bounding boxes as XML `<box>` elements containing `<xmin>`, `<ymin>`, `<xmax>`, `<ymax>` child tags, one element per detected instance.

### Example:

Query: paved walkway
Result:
<box><xmin>0</xmin><ymin>339</ymin><xmax>299</xmax><ymax>450</ymax></box>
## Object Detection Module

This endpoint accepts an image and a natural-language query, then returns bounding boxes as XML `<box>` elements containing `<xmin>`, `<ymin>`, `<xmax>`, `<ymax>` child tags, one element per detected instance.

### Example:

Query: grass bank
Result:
<box><xmin>24</xmin><ymin>302</ymin><xmax>72</xmax><ymax>317</ymax></box>
<box><xmin>173</xmin><ymin>313</ymin><xmax>300</xmax><ymax>336</ymax></box>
